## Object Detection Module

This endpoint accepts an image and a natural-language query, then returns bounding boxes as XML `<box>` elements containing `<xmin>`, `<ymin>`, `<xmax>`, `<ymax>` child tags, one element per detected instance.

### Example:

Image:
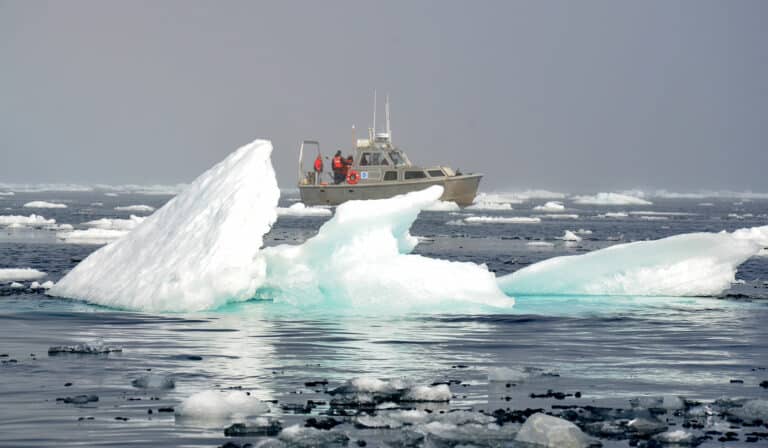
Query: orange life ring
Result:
<box><xmin>346</xmin><ymin>170</ymin><xmax>360</xmax><ymax>185</ymax></box>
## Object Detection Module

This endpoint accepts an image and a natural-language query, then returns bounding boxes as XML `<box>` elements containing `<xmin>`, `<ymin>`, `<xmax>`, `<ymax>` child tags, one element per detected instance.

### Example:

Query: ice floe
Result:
<box><xmin>0</xmin><ymin>268</ymin><xmax>46</xmax><ymax>282</ymax></box>
<box><xmin>464</xmin><ymin>216</ymin><xmax>541</xmax><ymax>224</ymax></box>
<box><xmin>498</xmin><ymin>225</ymin><xmax>768</xmax><ymax>296</ymax></box>
<box><xmin>466</xmin><ymin>201</ymin><xmax>514</xmax><ymax>211</ymax></box>
<box><xmin>560</xmin><ymin>230</ymin><xmax>582</xmax><ymax>242</ymax></box>
<box><xmin>597</xmin><ymin>212</ymin><xmax>628</xmax><ymax>218</ymax></box>
<box><xmin>575</xmin><ymin>229</ymin><xmax>593</xmax><ymax>235</ymax></box>
<box><xmin>276</xmin><ymin>202</ymin><xmax>333</xmax><ymax>217</ymax></box>
<box><xmin>0</xmin><ymin>214</ymin><xmax>56</xmax><ymax>228</ymax></box>
<box><xmin>533</xmin><ymin>201</ymin><xmax>565</xmax><ymax>212</ymax></box>
<box><xmin>0</xmin><ymin>192</ymin><xmax>14</xmax><ymax>196</ymax></box>
<box><xmin>9</xmin><ymin>282</ymin><xmax>23</xmax><ymax>288</ymax></box>
<box><xmin>57</xmin><ymin>228</ymin><xmax>129</xmax><ymax>245</ymax></box>
<box><xmin>114</xmin><ymin>205</ymin><xmax>155</xmax><ymax>213</ymax></box>
<box><xmin>541</xmin><ymin>213</ymin><xmax>579</xmax><ymax>219</ymax></box>
<box><xmin>176</xmin><ymin>390</ymin><xmax>270</xmax><ymax>420</ymax></box>
<box><xmin>516</xmin><ymin>412</ymin><xmax>590</xmax><ymax>448</ymax></box>
<box><xmin>527</xmin><ymin>241</ymin><xmax>555</xmax><ymax>248</ymax></box>
<box><xmin>23</xmin><ymin>201</ymin><xmax>67</xmax><ymax>209</ymax></box>
<box><xmin>572</xmin><ymin>192</ymin><xmax>652</xmax><ymax>206</ymax></box>
<box><xmin>81</xmin><ymin>215</ymin><xmax>145</xmax><ymax>231</ymax></box>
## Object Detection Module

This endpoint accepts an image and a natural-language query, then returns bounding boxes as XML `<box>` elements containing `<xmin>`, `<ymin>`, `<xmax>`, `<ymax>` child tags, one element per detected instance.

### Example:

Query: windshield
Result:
<box><xmin>389</xmin><ymin>150</ymin><xmax>405</xmax><ymax>166</ymax></box>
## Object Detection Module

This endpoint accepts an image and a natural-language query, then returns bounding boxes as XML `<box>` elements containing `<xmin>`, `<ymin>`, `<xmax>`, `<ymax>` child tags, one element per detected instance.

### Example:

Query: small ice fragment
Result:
<box><xmin>516</xmin><ymin>413</ymin><xmax>590</xmax><ymax>448</ymax></box>
<box><xmin>423</xmin><ymin>200</ymin><xmax>460</xmax><ymax>212</ymax></box>
<box><xmin>278</xmin><ymin>424</ymin><xmax>349</xmax><ymax>446</ymax></box>
<box><xmin>488</xmin><ymin>366</ymin><xmax>529</xmax><ymax>382</ymax></box>
<box><xmin>48</xmin><ymin>341</ymin><xmax>122</xmax><ymax>355</ymax></box>
<box><xmin>176</xmin><ymin>390</ymin><xmax>269</xmax><ymax>420</ymax></box>
<box><xmin>560</xmin><ymin>230</ymin><xmax>582</xmax><ymax>242</ymax></box>
<box><xmin>402</xmin><ymin>384</ymin><xmax>451</xmax><ymax>402</ymax></box>
<box><xmin>9</xmin><ymin>282</ymin><xmax>23</xmax><ymax>288</ymax></box>
<box><xmin>655</xmin><ymin>429</ymin><xmax>695</xmax><ymax>444</ymax></box>
<box><xmin>572</xmin><ymin>192</ymin><xmax>651</xmax><ymax>205</ymax></box>
<box><xmin>276</xmin><ymin>202</ymin><xmax>333</xmax><ymax>217</ymax></box>
<box><xmin>533</xmin><ymin>201</ymin><xmax>565</xmax><ymax>212</ymax></box>
<box><xmin>114</xmin><ymin>205</ymin><xmax>155</xmax><ymax>213</ymax></box>
<box><xmin>0</xmin><ymin>268</ymin><xmax>46</xmax><ymax>282</ymax></box>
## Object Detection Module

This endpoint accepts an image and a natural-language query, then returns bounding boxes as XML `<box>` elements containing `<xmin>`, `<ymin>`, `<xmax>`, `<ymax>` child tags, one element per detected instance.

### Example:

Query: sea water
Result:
<box><xmin>1</xmin><ymin>187</ymin><xmax>768</xmax><ymax>446</ymax></box>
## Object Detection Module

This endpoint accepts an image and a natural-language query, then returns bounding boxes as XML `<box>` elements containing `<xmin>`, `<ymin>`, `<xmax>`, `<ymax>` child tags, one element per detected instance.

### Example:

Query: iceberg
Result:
<box><xmin>572</xmin><ymin>192</ymin><xmax>651</xmax><ymax>206</ymax></box>
<box><xmin>49</xmin><ymin>140</ymin><xmax>280</xmax><ymax>312</ymax></box>
<box><xmin>498</xmin><ymin>226</ymin><xmax>768</xmax><ymax>297</ymax></box>
<box><xmin>23</xmin><ymin>201</ymin><xmax>67</xmax><ymax>209</ymax></box>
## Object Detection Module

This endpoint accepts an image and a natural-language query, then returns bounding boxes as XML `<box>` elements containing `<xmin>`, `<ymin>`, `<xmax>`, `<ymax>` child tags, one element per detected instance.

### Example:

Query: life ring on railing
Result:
<box><xmin>347</xmin><ymin>170</ymin><xmax>360</xmax><ymax>185</ymax></box>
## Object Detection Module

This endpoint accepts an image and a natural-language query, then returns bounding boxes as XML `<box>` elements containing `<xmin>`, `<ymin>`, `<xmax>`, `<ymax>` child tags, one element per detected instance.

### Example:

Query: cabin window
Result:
<box><xmin>389</xmin><ymin>151</ymin><xmax>405</xmax><ymax>165</ymax></box>
<box><xmin>383</xmin><ymin>171</ymin><xmax>398</xmax><ymax>181</ymax></box>
<box><xmin>360</xmin><ymin>152</ymin><xmax>371</xmax><ymax>166</ymax></box>
<box><xmin>404</xmin><ymin>171</ymin><xmax>427</xmax><ymax>180</ymax></box>
<box><xmin>370</xmin><ymin>152</ymin><xmax>382</xmax><ymax>165</ymax></box>
<box><xmin>428</xmin><ymin>170</ymin><xmax>445</xmax><ymax>177</ymax></box>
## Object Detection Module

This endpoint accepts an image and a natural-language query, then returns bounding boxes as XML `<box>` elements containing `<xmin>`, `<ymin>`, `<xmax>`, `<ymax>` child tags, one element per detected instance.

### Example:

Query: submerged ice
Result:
<box><xmin>49</xmin><ymin>138</ymin><xmax>768</xmax><ymax>312</ymax></box>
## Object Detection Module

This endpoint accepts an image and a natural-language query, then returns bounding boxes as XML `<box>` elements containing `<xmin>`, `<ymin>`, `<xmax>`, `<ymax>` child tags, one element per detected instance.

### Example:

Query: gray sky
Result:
<box><xmin>1</xmin><ymin>0</ymin><xmax>766</xmax><ymax>191</ymax></box>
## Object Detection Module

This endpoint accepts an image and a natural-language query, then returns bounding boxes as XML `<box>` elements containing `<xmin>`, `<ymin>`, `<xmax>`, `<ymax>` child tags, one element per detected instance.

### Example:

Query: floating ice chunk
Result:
<box><xmin>40</xmin><ymin>280</ymin><xmax>54</xmax><ymax>289</ymax></box>
<box><xmin>0</xmin><ymin>268</ymin><xmax>46</xmax><ymax>282</ymax></box>
<box><xmin>597</xmin><ymin>212</ymin><xmax>628</xmax><ymax>218</ymax></box>
<box><xmin>49</xmin><ymin>140</ymin><xmax>280</xmax><ymax>312</ymax></box>
<box><xmin>527</xmin><ymin>241</ymin><xmax>554</xmax><ymax>248</ymax></box>
<box><xmin>114</xmin><ymin>205</ymin><xmax>155</xmax><ymax>213</ymax></box>
<box><xmin>278</xmin><ymin>424</ymin><xmax>349</xmax><ymax>446</ymax></box>
<box><xmin>23</xmin><ymin>201</ymin><xmax>67</xmax><ymax>209</ymax></box>
<box><xmin>655</xmin><ymin>429</ymin><xmax>695</xmax><ymax>444</ymax></box>
<box><xmin>176</xmin><ymin>390</ymin><xmax>269</xmax><ymax>420</ymax></box>
<box><xmin>0</xmin><ymin>214</ymin><xmax>56</xmax><ymax>227</ymax></box>
<box><xmin>534</xmin><ymin>201</ymin><xmax>565</xmax><ymax>212</ymax></box>
<box><xmin>542</xmin><ymin>214</ymin><xmax>579</xmax><ymax>219</ymax></box>
<box><xmin>262</xmin><ymin>186</ymin><xmax>512</xmax><ymax>311</ymax></box>
<box><xmin>516</xmin><ymin>413</ymin><xmax>590</xmax><ymax>448</ymax></box>
<box><xmin>640</xmin><ymin>216</ymin><xmax>668</xmax><ymax>221</ymax></box>
<box><xmin>488</xmin><ymin>366</ymin><xmax>530</xmax><ymax>382</ymax></box>
<box><xmin>560</xmin><ymin>230</ymin><xmax>582</xmax><ymax>242</ymax></box>
<box><xmin>0</xmin><ymin>192</ymin><xmax>14</xmax><ymax>196</ymax></box>
<box><xmin>572</xmin><ymin>192</ymin><xmax>652</xmax><ymax>205</ymax></box>
<box><xmin>104</xmin><ymin>192</ymin><xmax>118</xmax><ymax>197</ymax></box>
<box><xmin>402</xmin><ymin>384</ymin><xmax>450</xmax><ymax>402</ymax></box>
<box><xmin>423</xmin><ymin>200</ymin><xmax>460</xmax><ymax>212</ymax></box>
<box><xmin>732</xmin><ymin>399</ymin><xmax>768</xmax><ymax>422</ymax></box>
<box><xmin>467</xmin><ymin>201</ymin><xmax>514</xmax><ymax>211</ymax></box>
<box><xmin>464</xmin><ymin>216</ymin><xmax>541</xmax><ymax>224</ymax></box>
<box><xmin>82</xmin><ymin>215</ymin><xmax>145</xmax><ymax>231</ymax></box>
<box><xmin>9</xmin><ymin>282</ymin><xmax>23</xmax><ymax>288</ymax></box>
<box><xmin>662</xmin><ymin>395</ymin><xmax>685</xmax><ymax>410</ymax></box>
<box><xmin>575</xmin><ymin>229</ymin><xmax>593</xmax><ymax>235</ymax></box>
<box><xmin>498</xmin><ymin>226</ymin><xmax>768</xmax><ymax>297</ymax></box>
<box><xmin>57</xmin><ymin>228</ymin><xmax>129</xmax><ymax>245</ymax></box>
<box><xmin>276</xmin><ymin>202</ymin><xmax>333</xmax><ymax>217</ymax></box>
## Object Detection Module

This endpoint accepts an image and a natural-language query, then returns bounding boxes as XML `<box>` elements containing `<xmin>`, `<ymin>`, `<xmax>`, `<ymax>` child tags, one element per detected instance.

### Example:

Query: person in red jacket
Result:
<box><xmin>313</xmin><ymin>154</ymin><xmax>323</xmax><ymax>184</ymax></box>
<box><xmin>332</xmin><ymin>150</ymin><xmax>344</xmax><ymax>184</ymax></box>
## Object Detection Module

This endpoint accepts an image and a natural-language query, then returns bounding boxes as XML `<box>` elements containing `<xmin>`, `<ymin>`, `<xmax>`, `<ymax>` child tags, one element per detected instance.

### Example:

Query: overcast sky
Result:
<box><xmin>1</xmin><ymin>0</ymin><xmax>766</xmax><ymax>191</ymax></box>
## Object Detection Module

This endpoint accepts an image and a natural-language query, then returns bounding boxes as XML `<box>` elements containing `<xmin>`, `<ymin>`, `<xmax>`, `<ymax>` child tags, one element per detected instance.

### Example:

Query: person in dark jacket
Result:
<box><xmin>332</xmin><ymin>150</ymin><xmax>344</xmax><ymax>184</ymax></box>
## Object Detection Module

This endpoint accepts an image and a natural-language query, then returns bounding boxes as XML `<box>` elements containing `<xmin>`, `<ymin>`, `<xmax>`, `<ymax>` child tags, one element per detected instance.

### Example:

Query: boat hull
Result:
<box><xmin>299</xmin><ymin>174</ymin><xmax>482</xmax><ymax>206</ymax></box>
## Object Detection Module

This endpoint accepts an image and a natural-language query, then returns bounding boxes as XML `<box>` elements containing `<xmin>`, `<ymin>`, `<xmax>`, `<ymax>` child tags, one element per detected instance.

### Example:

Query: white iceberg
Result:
<box><xmin>533</xmin><ymin>201</ymin><xmax>565</xmax><ymax>212</ymax></box>
<box><xmin>49</xmin><ymin>140</ymin><xmax>280</xmax><ymax>312</ymax></box>
<box><xmin>0</xmin><ymin>214</ymin><xmax>56</xmax><ymax>228</ymax></box>
<box><xmin>572</xmin><ymin>192</ymin><xmax>652</xmax><ymax>206</ymax></box>
<box><xmin>0</xmin><ymin>268</ymin><xmax>46</xmax><ymax>282</ymax></box>
<box><xmin>82</xmin><ymin>215</ymin><xmax>146</xmax><ymax>231</ymax></box>
<box><xmin>176</xmin><ymin>390</ymin><xmax>269</xmax><ymax>420</ymax></box>
<box><xmin>276</xmin><ymin>202</ymin><xmax>332</xmax><ymax>217</ymax></box>
<box><xmin>464</xmin><ymin>216</ymin><xmax>541</xmax><ymax>224</ymax></box>
<box><xmin>114</xmin><ymin>205</ymin><xmax>155</xmax><ymax>213</ymax></box>
<box><xmin>23</xmin><ymin>201</ymin><xmax>67</xmax><ymax>209</ymax></box>
<box><xmin>498</xmin><ymin>226</ymin><xmax>768</xmax><ymax>296</ymax></box>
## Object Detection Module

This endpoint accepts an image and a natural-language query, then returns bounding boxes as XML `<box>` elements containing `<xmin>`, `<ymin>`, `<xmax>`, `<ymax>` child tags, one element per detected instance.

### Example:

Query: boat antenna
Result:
<box><xmin>352</xmin><ymin>124</ymin><xmax>356</xmax><ymax>150</ymax></box>
<box><xmin>372</xmin><ymin>89</ymin><xmax>377</xmax><ymax>140</ymax></box>
<box><xmin>385</xmin><ymin>94</ymin><xmax>391</xmax><ymax>142</ymax></box>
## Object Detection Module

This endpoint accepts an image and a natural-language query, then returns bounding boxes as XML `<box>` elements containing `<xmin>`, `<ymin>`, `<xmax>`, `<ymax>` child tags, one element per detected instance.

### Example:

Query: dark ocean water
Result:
<box><xmin>1</xmin><ymin>191</ymin><xmax>767</xmax><ymax>447</ymax></box>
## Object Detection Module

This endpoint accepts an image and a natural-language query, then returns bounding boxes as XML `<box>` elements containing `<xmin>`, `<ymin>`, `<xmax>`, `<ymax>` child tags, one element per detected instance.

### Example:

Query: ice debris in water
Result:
<box><xmin>0</xmin><ymin>214</ymin><xmax>56</xmax><ymax>228</ymax></box>
<box><xmin>176</xmin><ymin>390</ymin><xmax>269</xmax><ymax>420</ymax></box>
<box><xmin>30</xmin><ymin>280</ymin><xmax>54</xmax><ymax>289</ymax></box>
<box><xmin>572</xmin><ymin>192</ymin><xmax>651</xmax><ymax>205</ymax></box>
<box><xmin>498</xmin><ymin>225</ymin><xmax>768</xmax><ymax>297</ymax></box>
<box><xmin>23</xmin><ymin>200</ymin><xmax>67</xmax><ymax>209</ymax></box>
<box><xmin>278</xmin><ymin>424</ymin><xmax>349</xmax><ymax>446</ymax></box>
<box><xmin>82</xmin><ymin>215</ymin><xmax>145</xmax><ymax>231</ymax></box>
<box><xmin>515</xmin><ymin>412</ymin><xmax>591</xmax><ymax>448</ymax></box>
<box><xmin>533</xmin><ymin>201</ymin><xmax>565</xmax><ymax>212</ymax></box>
<box><xmin>131</xmin><ymin>373</ymin><xmax>175</xmax><ymax>389</ymax></box>
<box><xmin>276</xmin><ymin>202</ymin><xmax>332</xmax><ymax>217</ymax></box>
<box><xmin>9</xmin><ymin>282</ymin><xmax>23</xmax><ymax>288</ymax></box>
<box><xmin>57</xmin><ymin>228</ymin><xmax>129</xmax><ymax>245</ymax></box>
<box><xmin>329</xmin><ymin>377</ymin><xmax>451</xmax><ymax>404</ymax></box>
<box><xmin>49</xmin><ymin>140</ymin><xmax>281</xmax><ymax>312</ymax></box>
<box><xmin>464</xmin><ymin>216</ymin><xmax>541</xmax><ymax>224</ymax></box>
<box><xmin>0</xmin><ymin>268</ymin><xmax>46</xmax><ymax>282</ymax></box>
<box><xmin>655</xmin><ymin>429</ymin><xmax>695</xmax><ymax>444</ymax></box>
<box><xmin>560</xmin><ymin>230</ymin><xmax>582</xmax><ymax>242</ymax></box>
<box><xmin>48</xmin><ymin>341</ymin><xmax>122</xmax><ymax>355</ymax></box>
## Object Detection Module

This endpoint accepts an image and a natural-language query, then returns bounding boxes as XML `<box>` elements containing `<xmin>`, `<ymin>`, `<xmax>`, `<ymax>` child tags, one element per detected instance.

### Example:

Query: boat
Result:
<box><xmin>297</xmin><ymin>94</ymin><xmax>483</xmax><ymax>206</ymax></box>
